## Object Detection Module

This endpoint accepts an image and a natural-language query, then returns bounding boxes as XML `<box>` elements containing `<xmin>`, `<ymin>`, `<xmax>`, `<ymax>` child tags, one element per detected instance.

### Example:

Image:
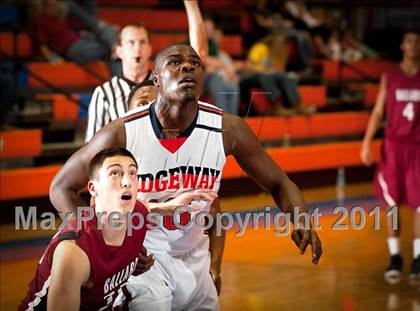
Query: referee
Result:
<box><xmin>85</xmin><ymin>0</ymin><xmax>208</xmax><ymax>142</ymax></box>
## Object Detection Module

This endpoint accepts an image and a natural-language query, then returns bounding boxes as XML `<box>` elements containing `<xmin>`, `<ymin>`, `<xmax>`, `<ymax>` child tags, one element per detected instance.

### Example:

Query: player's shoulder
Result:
<box><xmin>53</xmin><ymin>239</ymin><xmax>87</xmax><ymax>264</ymax></box>
<box><xmin>89</xmin><ymin>118</ymin><xmax>126</xmax><ymax>147</ymax></box>
<box><xmin>384</xmin><ymin>63</ymin><xmax>402</xmax><ymax>79</ymax></box>
<box><xmin>222</xmin><ymin>112</ymin><xmax>246</xmax><ymax>130</ymax></box>
<box><xmin>221</xmin><ymin>113</ymin><xmax>252</xmax><ymax>152</ymax></box>
<box><xmin>197</xmin><ymin>100</ymin><xmax>224</xmax><ymax>115</ymax></box>
<box><xmin>52</xmin><ymin>240</ymin><xmax>90</xmax><ymax>283</ymax></box>
<box><xmin>123</xmin><ymin>103</ymin><xmax>151</xmax><ymax>123</ymax></box>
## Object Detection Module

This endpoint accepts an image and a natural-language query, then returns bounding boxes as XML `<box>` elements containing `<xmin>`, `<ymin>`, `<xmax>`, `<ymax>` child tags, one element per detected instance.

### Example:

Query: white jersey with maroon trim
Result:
<box><xmin>123</xmin><ymin>101</ymin><xmax>226</xmax><ymax>256</ymax></box>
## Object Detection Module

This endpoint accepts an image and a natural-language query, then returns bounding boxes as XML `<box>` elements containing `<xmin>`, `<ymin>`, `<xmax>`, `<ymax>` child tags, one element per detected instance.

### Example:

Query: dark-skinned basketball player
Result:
<box><xmin>50</xmin><ymin>44</ymin><xmax>322</xmax><ymax>310</ymax></box>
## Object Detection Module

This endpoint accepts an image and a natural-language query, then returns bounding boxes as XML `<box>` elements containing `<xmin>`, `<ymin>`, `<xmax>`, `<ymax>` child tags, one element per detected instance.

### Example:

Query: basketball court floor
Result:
<box><xmin>1</xmin><ymin>188</ymin><xmax>419</xmax><ymax>310</ymax></box>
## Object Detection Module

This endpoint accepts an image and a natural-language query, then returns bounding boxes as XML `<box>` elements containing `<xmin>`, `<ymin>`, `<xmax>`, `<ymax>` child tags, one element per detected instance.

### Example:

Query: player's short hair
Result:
<box><xmin>401</xmin><ymin>29</ymin><xmax>420</xmax><ymax>41</ymax></box>
<box><xmin>127</xmin><ymin>79</ymin><xmax>155</xmax><ymax>108</ymax></box>
<box><xmin>117</xmin><ymin>23</ymin><xmax>150</xmax><ymax>45</ymax></box>
<box><xmin>88</xmin><ymin>147</ymin><xmax>138</xmax><ymax>179</ymax></box>
<box><xmin>153</xmin><ymin>43</ymin><xmax>197</xmax><ymax>73</ymax></box>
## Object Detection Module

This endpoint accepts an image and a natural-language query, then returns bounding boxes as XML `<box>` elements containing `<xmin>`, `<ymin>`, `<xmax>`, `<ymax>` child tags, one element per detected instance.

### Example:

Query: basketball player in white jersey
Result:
<box><xmin>50</xmin><ymin>44</ymin><xmax>322</xmax><ymax>310</ymax></box>
<box><xmin>85</xmin><ymin>0</ymin><xmax>207</xmax><ymax>142</ymax></box>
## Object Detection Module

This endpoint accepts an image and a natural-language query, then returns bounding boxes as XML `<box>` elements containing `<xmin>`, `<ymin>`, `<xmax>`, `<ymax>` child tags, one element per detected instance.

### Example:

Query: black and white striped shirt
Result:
<box><xmin>85</xmin><ymin>74</ymin><xmax>150</xmax><ymax>142</ymax></box>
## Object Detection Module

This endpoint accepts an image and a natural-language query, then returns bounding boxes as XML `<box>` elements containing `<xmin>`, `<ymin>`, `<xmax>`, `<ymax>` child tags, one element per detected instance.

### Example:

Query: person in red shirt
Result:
<box><xmin>19</xmin><ymin>147</ymin><xmax>216</xmax><ymax>310</ymax></box>
<box><xmin>361</xmin><ymin>30</ymin><xmax>420</xmax><ymax>281</ymax></box>
<box><xmin>34</xmin><ymin>0</ymin><xmax>114</xmax><ymax>64</ymax></box>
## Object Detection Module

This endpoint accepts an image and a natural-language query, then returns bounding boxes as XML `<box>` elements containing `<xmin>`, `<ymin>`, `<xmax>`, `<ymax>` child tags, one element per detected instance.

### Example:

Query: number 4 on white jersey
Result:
<box><xmin>402</xmin><ymin>102</ymin><xmax>414</xmax><ymax>121</ymax></box>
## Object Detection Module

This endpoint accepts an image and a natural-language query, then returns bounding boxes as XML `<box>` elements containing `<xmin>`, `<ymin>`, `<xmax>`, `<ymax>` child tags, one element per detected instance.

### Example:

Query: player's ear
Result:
<box><xmin>116</xmin><ymin>44</ymin><xmax>123</xmax><ymax>60</ymax></box>
<box><xmin>152</xmin><ymin>73</ymin><xmax>160</xmax><ymax>88</ymax></box>
<box><xmin>87</xmin><ymin>180</ymin><xmax>98</xmax><ymax>197</ymax></box>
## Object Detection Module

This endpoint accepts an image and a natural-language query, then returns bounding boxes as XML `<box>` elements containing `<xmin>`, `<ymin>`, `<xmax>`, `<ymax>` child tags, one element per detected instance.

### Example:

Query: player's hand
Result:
<box><xmin>171</xmin><ymin>190</ymin><xmax>217</xmax><ymax>208</ymax></box>
<box><xmin>291</xmin><ymin>226</ymin><xmax>322</xmax><ymax>265</ymax></box>
<box><xmin>147</xmin><ymin>190</ymin><xmax>217</xmax><ymax>214</ymax></box>
<box><xmin>360</xmin><ymin>143</ymin><xmax>372</xmax><ymax>166</ymax></box>
<box><xmin>132</xmin><ymin>247</ymin><xmax>154</xmax><ymax>276</ymax></box>
<box><xmin>210</xmin><ymin>269</ymin><xmax>222</xmax><ymax>296</ymax></box>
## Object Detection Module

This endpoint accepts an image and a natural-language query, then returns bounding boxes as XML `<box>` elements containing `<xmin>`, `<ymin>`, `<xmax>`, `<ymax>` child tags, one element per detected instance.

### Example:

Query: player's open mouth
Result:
<box><xmin>134</xmin><ymin>57</ymin><xmax>141</xmax><ymax>63</ymax></box>
<box><xmin>179</xmin><ymin>76</ymin><xmax>196</xmax><ymax>86</ymax></box>
<box><xmin>121</xmin><ymin>192</ymin><xmax>132</xmax><ymax>203</ymax></box>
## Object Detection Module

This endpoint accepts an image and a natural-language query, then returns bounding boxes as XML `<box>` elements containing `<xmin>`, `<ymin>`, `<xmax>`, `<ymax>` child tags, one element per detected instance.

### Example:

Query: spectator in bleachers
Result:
<box><xmin>67</xmin><ymin>0</ymin><xmax>117</xmax><ymax>51</ymax></box>
<box><xmin>242</xmin><ymin>1</ymin><xmax>312</xmax><ymax>70</ymax></box>
<box><xmin>85</xmin><ymin>0</ymin><xmax>207</xmax><ymax>142</ymax></box>
<box><xmin>283</xmin><ymin>1</ymin><xmax>376</xmax><ymax>62</ymax></box>
<box><xmin>202</xmin><ymin>17</ymin><xmax>240</xmax><ymax>114</ymax></box>
<box><xmin>33</xmin><ymin>0</ymin><xmax>116</xmax><ymax>65</ymax></box>
<box><xmin>324</xmin><ymin>29</ymin><xmax>377</xmax><ymax>62</ymax></box>
<box><xmin>240</xmin><ymin>32</ymin><xmax>315</xmax><ymax>116</ymax></box>
<box><xmin>282</xmin><ymin>0</ymin><xmax>331</xmax><ymax>57</ymax></box>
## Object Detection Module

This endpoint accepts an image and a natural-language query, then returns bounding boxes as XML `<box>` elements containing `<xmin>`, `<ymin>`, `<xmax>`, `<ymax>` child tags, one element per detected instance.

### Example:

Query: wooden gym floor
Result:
<box><xmin>1</xmin><ymin>187</ymin><xmax>419</xmax><ymax>311</ymax></box>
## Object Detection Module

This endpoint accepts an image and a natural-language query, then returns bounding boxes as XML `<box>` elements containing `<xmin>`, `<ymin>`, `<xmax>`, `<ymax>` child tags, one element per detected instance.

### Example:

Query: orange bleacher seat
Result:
<box><xmin>299</xmin><ymin>86</ymin><xmax>327</xmax><ymax>108</ymax></box>
<box><xmin>0</xmin><ymin>130</ymin><xmax>42</xmax><ymax>159</ymax></box>
<box><xmin>350</xmin><ymin>83</ymin><xmax>379</xmax><ymax>107</ymax></box>
<box><xmin>250</xmin><ymin>86</ymin><xmax>326</xmax><ymax>114</ymax></box>
<box><xmin>245</xmin><ymin>112</ymin><xmax>369</xmax><ymax>141</ymax></box>
<box><xmin>36</xmin><ymin>94</ymin><xmax>80</xmax><ymax>121</ymax></box>
<box><xmin>322</xmin><ymin>60</ymin><xmax>393</xmax><ymax>81</ymax></box>
<box><xmin>0</xmin><ymin>140</ymin><xmax>381</xmax><ymax>200</ymax></box>
<box><xmin>98</xmin><ymin>9</ymin><xmax>188</xmax><ymax>31</ymax></box>
<box><xmin>0</xmin><ymin>165</ymin><xmax>61</xmax><ymax>200</ymax></box>
<box><xmin>28</xmin><ymin>62</ymin><xmax>110</xmax><ymax>88</ymax></box>
<box><xmin>220</xmin><ymin>36</ymin><xmax>242</xmax><ymax>57</ymax></box>
<box><xmin>150</xmin><ymin>34</ymin><xmax>188</xmax><ymax>56</ymax></box>
<box><xmin>363</xmin><ymin>84</ymin><xmax>379</xmax><ymax>107</ymax></box>
<box><xmin>0</xmin><ymin>32</ymin><xmax>32</xmax><ymax>57</ymax></box>
<box><xmin>151</xmin><ymin>34</ymin><xmax>241</xmax><ymax>58</ymax></box>
<box><xmin>223</xmin><ymin>140</ymin><xmax>381</xmax><ymax>178</ymax></box>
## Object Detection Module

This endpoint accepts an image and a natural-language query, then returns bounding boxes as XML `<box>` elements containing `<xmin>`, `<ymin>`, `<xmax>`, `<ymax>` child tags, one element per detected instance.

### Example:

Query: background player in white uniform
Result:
<box><xmin>50</xmin><ymin>44</ymin><xmax>323</xmax><ymax>310</ymax></box>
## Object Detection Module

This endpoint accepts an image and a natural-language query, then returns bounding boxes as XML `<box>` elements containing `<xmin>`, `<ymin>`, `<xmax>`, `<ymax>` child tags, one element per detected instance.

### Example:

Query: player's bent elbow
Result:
<box><xmin>49</xmin><ymin>176</ymin><xmax>60</xmax><ymax>207</ymax></box>
<box><xmin>49</xmin><ymin>173</ymin><xmax>71</xmax><ymax>213</ymax></box>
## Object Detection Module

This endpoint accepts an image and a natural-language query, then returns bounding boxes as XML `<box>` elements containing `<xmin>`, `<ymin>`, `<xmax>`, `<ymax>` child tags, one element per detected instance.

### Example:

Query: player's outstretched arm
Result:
<box><xmin>223</xmin><ymin>114</ymin><xmax>322</xmax><ymax>264</ymax></box>
<box><xmin>361</xmin><ymin>74</ymin><xmax>387</xmax><ymax>166</ymax></box>
<box><xmin>47</xmin><ymin>241</ymin><xmax>90</xmax><ymax>311</ymax></box>
<box><xmin>184</xmin><ymin>0</ymin><xmax>208</xmax><ymax>61</ymax></box>
<box><xmin>49</xmin><ymin>119</ymin><xmax>126</xmax><ymax>214</ymax></box>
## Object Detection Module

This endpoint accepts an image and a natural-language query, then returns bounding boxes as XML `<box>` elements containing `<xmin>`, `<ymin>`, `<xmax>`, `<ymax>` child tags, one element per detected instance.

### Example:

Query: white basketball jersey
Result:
<box><xmin>124</xmin><ymin>101</ymin><xmax>226</xmax><ymax>256</ymax></box>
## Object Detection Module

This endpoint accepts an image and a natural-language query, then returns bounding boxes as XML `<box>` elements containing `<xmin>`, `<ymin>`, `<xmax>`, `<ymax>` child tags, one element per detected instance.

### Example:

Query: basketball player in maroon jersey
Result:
<box><xmin>19</xmin><ymin>148</ymin><xmax>215</xmax><ymax>310</ymax></box>
<box><xmin>361</xmin><ymin>30</ymin><xmax>420</xmax><ymax>280</ymax></box>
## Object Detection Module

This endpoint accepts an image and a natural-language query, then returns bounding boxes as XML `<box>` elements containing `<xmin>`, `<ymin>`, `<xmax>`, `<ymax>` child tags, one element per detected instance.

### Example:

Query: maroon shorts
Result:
<box><xmin>374</xmin><ymin>139</ymin><xmax>420</xmax><ymax>209</ymax></box>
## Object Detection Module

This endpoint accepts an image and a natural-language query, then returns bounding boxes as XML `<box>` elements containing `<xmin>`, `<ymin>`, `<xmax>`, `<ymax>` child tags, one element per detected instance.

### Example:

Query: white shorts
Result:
<box><xmin>125</xmin><ymin>238</ymin><xmax>219</xmax><ymax>311</ymax></box>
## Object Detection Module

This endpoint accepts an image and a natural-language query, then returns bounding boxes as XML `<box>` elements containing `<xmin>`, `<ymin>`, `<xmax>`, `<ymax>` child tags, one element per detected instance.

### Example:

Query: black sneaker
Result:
<box><xmin>384</xmin><ymin>255</ymin><xmax>403</xmax><ymax>280</ymax></box>
<box><xmin>409</xmin><ymin>255</ymin><xmax>420</xmax><ymax>279</ymax></box>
